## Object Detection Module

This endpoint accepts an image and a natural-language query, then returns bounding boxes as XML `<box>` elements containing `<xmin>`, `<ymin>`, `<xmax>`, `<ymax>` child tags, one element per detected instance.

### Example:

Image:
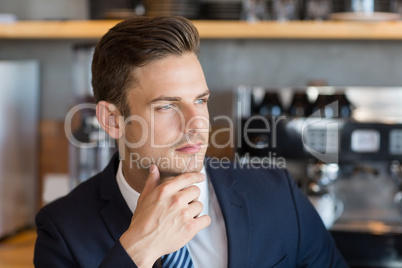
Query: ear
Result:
<box><xmin>96</xmin><ymin>101</ymin><xmax>123</xmax><ymax>139</ymax></box>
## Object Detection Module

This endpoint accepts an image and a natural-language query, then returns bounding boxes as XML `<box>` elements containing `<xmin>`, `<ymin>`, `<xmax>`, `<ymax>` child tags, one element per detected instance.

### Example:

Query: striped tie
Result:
<box><xmin>161</xmin><ymin>245</ymin><xmax>194</xmax><ymax>268</ymax></box>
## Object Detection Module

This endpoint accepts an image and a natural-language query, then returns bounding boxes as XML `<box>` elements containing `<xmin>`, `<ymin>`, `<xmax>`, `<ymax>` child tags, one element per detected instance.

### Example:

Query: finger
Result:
<box><xmin>141</xmin><ymin>164</ymin><xmax>160</xmax><ymax>196</ymax></box>
<box><xmin>176</xmin><ymin>185</ymin><xmax>201</xmax><ymax>205</ymax></box>
<box><xmin>164</xmin><ymin>172</ymin><xmax>205</xmax><ymax>193</ymax></box>
<box><xmin>187</xmin><ymin>200</ymin><xmax>203</xmax><ymax>218</ymax></box>
<box><xmin>187</xmin><ymin>185</ymin><xmax>201</xmax><ymax>202</ymax></box>
<box><xmin>192</xmin><ymin>215</ymin><xmax>211</xmax><ymax>233</ymax></box>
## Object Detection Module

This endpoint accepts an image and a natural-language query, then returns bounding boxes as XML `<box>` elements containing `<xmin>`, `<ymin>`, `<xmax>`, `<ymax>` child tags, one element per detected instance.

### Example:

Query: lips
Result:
<box><xmin>175</xmin><ymin>142</ymin><xmax>202</xmax><ymax>154</ymax></box>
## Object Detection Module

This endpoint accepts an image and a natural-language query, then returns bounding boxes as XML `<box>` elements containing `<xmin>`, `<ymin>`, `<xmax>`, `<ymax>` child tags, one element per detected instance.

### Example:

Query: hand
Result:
<box><xmin>119</xmin><ymin>164</ymin><xmax>211</xmax><ymax>268</ymax></box>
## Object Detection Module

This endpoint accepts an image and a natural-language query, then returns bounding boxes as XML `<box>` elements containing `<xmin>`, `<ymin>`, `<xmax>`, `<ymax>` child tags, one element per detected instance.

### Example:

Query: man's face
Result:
<box><xmin>122</xmin><ymin>53</ymin><xmax>210</xmax><ymax>179</ymax></box>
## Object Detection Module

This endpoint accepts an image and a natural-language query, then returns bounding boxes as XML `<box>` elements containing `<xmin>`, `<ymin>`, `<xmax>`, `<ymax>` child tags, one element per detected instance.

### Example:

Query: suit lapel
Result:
<box><xmin>100</xmin><ymin>197</ymin><xmax>132</xmax><ymax>241</ymax></box>
<box><xmin>207</xmin><ymin>163</ymin><xmax>251</xmax><ymax>268</ymax></box>
<box><xmin>99</xmin><ymin>153</ymin><xmax>133</xmax><ymax>241</ymax></box>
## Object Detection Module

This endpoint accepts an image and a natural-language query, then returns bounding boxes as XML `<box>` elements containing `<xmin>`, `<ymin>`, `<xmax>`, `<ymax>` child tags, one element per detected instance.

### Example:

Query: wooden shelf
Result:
<box><xmin>195</xmin><ymin>20</ymin><xmax>402</xmax><ymax>40</ymax></box>
<box><xmin>0</xmin><ymin>20</ymin><xmax>115</xmax><ymax>39</ymax></box>
<box><xmin>1</xmin><ymin>20</ymin><xmax>402</xmax><ymax>40</ymax></box>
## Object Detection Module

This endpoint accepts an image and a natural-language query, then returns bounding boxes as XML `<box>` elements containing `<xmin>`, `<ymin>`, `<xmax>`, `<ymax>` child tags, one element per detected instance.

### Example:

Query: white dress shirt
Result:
<box><xmin>116</xmin><ymin>161</ymin><xmax>228</xmax><ymax>268</ymax></box>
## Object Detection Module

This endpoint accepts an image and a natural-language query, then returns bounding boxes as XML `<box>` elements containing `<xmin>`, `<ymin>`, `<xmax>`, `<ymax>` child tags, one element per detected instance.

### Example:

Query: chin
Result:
<box><xmin>183</xmin><ymin>163</ymin><xmax>203</xmax><ymax>173</ymax></box>
<box><xmin>171</xmin><ymin>151</ymin><xmax>205</xmax><ymax>173</ymax></box>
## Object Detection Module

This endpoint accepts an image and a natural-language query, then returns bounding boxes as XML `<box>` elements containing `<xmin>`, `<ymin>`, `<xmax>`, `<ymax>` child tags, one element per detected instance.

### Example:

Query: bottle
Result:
<box><xmin>258</xmin><ymin>91</ymin><xmax>283</xmax><ymax>118</ymax></box>
<box><xmin>250</xmin><ymin>90</ymin><xmax>260</xmax><ymax>116</ymax></box>
<box><xmin>304</xmin><ymin>0</ymin><xmax>332</xmax><ymax>20</ymax></box>
<box><xmin>273</xmin><ymin>0</ymin><xmax>301</xmax><ymax>21</ymax></box>
<box><xmin>334</xmin><ymin>92</ymin><xmax>353</xmax><ymax>118</ymax></box>
<box><xmin>311</xmin><ymin>94</ymin><xmax>337</xmax><ymax>118</ymax></box>
<box><xmin>288</xmin><ymin>91</ymin><xmax>311</xmax><ymax>117</ymax></box>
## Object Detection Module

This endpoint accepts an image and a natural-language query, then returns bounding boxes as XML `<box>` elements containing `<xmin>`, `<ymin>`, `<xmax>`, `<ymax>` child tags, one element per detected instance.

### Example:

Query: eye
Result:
<box><xmin>195</xmin><ymin>98</ymin><xmax>208</xmax><ymax>105</ymax></box>
<box><xmin>156</xmin><ymin>103</ymin><xmax>176</xmax><ymax>111</ymax></box>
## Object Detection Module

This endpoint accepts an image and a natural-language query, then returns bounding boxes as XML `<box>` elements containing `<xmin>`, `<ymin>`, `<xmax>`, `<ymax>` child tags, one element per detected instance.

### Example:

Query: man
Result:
<box><xmin>34</xmin><ymin>16</ymin><xmax>348</xmax><ymax>268</ymax></box>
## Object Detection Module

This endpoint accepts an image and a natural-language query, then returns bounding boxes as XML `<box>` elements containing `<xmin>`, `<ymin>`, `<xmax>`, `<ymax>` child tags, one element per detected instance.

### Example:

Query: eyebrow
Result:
<box><xmin>148</xmin><ymin>89</ymin><xmax>210</xmax><ymax>104</ymax></box>
<box><xmin>148</xmin><ymin>96</ymin><xmax>181</xmax><ymax>104</ymax></box>
<box><xmin>197</xmin><ymin>90</ymin><xmax>211</xmax><ymax>99</ymax></box>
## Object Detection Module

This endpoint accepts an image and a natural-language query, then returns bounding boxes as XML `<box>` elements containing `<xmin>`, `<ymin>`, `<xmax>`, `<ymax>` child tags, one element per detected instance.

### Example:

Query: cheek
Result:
<box><xmin>202</xmin><ymin>109</ymin><xmax>210</xmax><ymax>125</ymax></box>
<box><xmin>124</xmin><ymin>119</ymin><xmax>149</xmax><ymax>145</ymax></box>
<box><xmin>197</xmin><ymin>108</ymin><xmax>210</xmax><ymax>132</ymax></box>
<box><xmin>152</xmin><ymin>112</ymin><xmax>183</xmax><ymax>143</ymax></box>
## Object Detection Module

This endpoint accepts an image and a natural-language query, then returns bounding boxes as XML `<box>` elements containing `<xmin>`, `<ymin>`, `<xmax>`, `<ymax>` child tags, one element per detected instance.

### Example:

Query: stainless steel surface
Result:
<box><xmin>0</xmin><ymin>60</ymin><xmax>39</xmax><ymax>238</ymax></box>
<box><xmin>332</xmin><ymin>162</ymin><xmax>402</xmax><ymax>230</ymax></box>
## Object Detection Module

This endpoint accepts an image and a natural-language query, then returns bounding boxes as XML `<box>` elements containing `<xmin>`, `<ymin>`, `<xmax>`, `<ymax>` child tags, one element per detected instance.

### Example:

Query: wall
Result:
<box><xmin>1</xmin><ymin>38</ymin><xmax>402</xmax><ymax>120</ymax></box>
<box><xmin>0</xmin><ymin>0</ymin><xmax>88</xmax><ymax>20</ymax></box>
<box><xmin>199</xmin><ymin>39</ymin><xmax>402</xmax><ymax>89</ymax></box>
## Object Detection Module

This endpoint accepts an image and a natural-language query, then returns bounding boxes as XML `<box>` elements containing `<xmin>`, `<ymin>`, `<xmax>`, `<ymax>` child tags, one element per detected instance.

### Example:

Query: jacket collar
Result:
<box><xmin>206</xmin><ymin>160</ymin><xmax>251</xmax><ymax>268</ymax></box>
<box><xmin>99</xmin><ymin>153</ymin><xmax>133</xmax><ymax>241</ymax></box>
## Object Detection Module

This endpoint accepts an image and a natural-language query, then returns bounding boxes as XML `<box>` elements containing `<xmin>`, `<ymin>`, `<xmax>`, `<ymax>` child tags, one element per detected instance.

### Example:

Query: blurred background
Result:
<box><xmin>1</xmin><ymin>0</ymin><xmax>402</xmax><ymax>267</ymax></box>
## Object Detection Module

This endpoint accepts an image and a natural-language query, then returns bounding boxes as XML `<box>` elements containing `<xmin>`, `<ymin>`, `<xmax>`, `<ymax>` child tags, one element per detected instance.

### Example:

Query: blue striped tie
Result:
<box><xmin>161</xmin><ymin>245</ymin><xmax>194</xmax><ymax>268</ymax></box>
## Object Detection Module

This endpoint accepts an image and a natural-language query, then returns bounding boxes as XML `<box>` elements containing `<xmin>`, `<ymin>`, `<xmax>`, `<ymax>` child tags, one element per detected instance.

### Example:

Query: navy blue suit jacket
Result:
<box><xmin>34</xmin><ymin>154</ymin><xmax>348</xmax><ymax>267</ymax></box>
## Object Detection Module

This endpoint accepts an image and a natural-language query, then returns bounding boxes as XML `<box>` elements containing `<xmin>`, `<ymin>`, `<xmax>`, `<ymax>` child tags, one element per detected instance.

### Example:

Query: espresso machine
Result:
<box><xmin>235</xmin><ymin>86</ymin><xmax>402</xmax><ymax>267</ymax></box>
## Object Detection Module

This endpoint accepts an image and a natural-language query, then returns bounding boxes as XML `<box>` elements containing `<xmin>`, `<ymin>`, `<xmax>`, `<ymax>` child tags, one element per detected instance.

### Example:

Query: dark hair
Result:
<box><xmin>92</xmin><ymin>16</ymin><xmax>200</xmax><ymax>117</ymax></box>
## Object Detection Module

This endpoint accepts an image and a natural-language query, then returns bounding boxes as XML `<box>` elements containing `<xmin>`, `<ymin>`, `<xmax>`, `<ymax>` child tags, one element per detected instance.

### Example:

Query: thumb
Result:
<box><xmin>141</xmin><ymin>164</ymin><xmax>160</xmax><ymax>196</ymax></box>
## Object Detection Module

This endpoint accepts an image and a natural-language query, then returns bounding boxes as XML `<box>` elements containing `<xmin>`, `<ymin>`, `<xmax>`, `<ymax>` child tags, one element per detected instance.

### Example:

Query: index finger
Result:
<box><xmin>162</xmin><ymin>172</ymin><xmax>205</xmax><ymax>192</ymax></box>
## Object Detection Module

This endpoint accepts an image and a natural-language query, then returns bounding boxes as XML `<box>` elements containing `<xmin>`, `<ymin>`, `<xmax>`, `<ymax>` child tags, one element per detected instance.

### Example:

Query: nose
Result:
<box><xmin>182</xmin><ymin>105</ymin><xmax>209</xmax><ymax>133</ymax></box>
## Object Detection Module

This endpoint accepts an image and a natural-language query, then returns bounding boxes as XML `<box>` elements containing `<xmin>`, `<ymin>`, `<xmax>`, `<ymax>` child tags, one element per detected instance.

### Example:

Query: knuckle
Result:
<box><xmin>158</xmin><ymin>183</ymin><xmax>171</xmax><ymax>199</ymax></box>
<box><xmin>180</xmin><ymin>208</ymin><xmax>191</xmax><ymax>220</ymax></box>
<box><xmin>172</xmin><ymin>195</ymin><xmax>183</xmax><ymax>207</ymax></box>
